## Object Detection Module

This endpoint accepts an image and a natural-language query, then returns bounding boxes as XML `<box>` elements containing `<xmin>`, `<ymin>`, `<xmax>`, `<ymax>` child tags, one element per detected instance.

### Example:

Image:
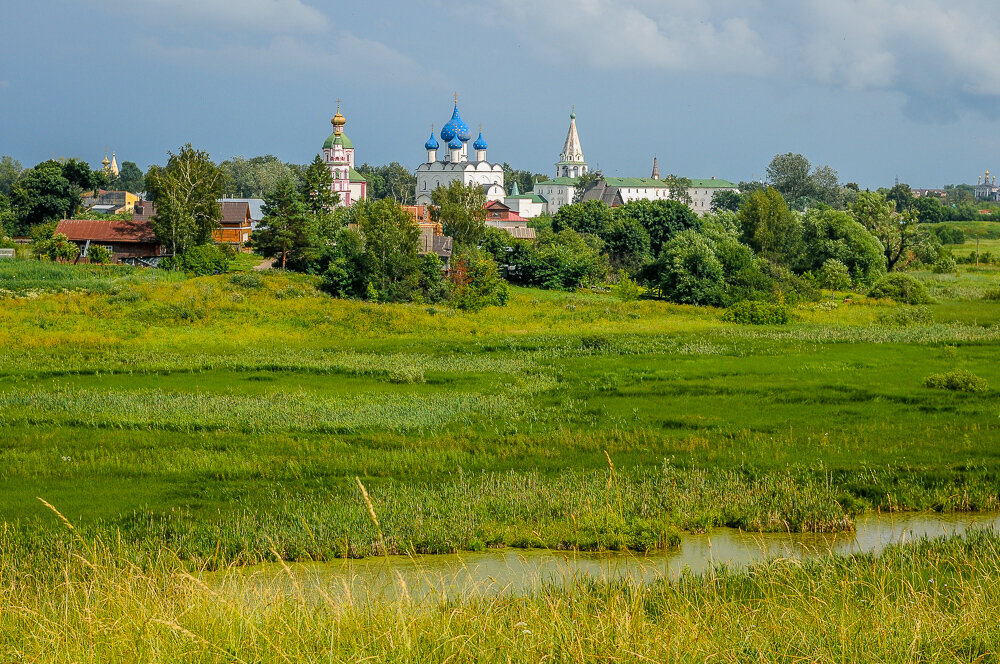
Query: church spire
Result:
<box><xmin>651</xmin><ymin>156</ymin><xmax>659</xmax><ymax>179</ymax></box>
<box><xmin>556</xmin><ymin>108</ymin><xmax>588</xmax><ymax>179</ymax></box>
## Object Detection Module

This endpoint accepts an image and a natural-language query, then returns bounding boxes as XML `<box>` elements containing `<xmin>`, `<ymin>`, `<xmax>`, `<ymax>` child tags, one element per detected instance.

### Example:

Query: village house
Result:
<box><xmin>483</xmin><ymin>200</ymin><xmax>536</xmax><ymax>240</ymax></box>
<box><xmin>54</xmin><ymin>217</ymin><xmax>164</xmax><ymax>265</ymax></box>
<box><xmin>213</xmin><ymin>201</ymin><xmax>253</xmax><ymax>248</ymax></box>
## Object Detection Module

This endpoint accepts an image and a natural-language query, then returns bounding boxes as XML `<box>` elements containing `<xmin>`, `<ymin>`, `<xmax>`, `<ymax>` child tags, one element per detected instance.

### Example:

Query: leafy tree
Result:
<box><xmin>321</xmin><ymin>228</ymin><xmax>368</xmax><ymax>299</ymax></box>
<box><xmin>711</xmin><ymin>189</ymin><xmax>744</xmax><ymax>213</ymax></box>
<box><xmin>9</xmin><ymin>161</ymin><xmax>79</xmax><ymax>233</ymax></box>
<box><xmin>301</xmin><ymin>155</ymin><xmax>338</xmax><ymax>214</ymax></box>
<box><xmin>810</xmin><ymin>165</ymin><xmax>842</xmax><ymax>207</ymax></box>
<box><xmin>602</xmin><ymin>216</ymin><xmax>651</xmax><ymax>273</ymax></box>
<box><xmin>34</xmin><ymin>232</ymin><xmax>79</xmax><ymax>262</ymax></box>
<box><xmin>354</xmin><ymin>198</ymin><xmax>423</xmax><ymax>302</ymax></box>
<box><xmin>60</xmin><ymin>158</ymin><xmax>106</xmax><ymax>192</ymax></box>
<box><xmin>849</xmin><ymin>190</ymin><xmax>911</xmax><ymax>271</ymax></box>
<box><xmin>819</xmin><ymin>259</ymin><xmax>852</xmax><ymax>290</ymax></box>
<box><xmin>144</xmin><ymin>145</ymin><xmax>225</xmax><ymax>255</ymax></box>
<box><xmin>355</xmin><ymin>162</ymin><xmax>417</xmax><ymax>204</ymax></box>
<box><xmin>914</xmin><ymin>196</ymin><xmax>945</xmax><ymax>224</ymax></box>
<box><xmin>449</xmin><ymin>251</ymin><xmax>509</xmax><ymax>311</ymax></box>
<box><xmin>551</xmin><ymin>199</ymin><xmax>615</xmax><ymax>236</ymax></box>
<box><xmin>479</xmin><ymin>226</ymin><xmax>517</xmax><ymax>266</ymax></box>
<box><xmin>737</xmin><ymin>187</ymin><xmax>801</xmax><ymax>266</ymax></box>
<box><xmin>220</xmin><ymin>155</ymin><xmax>299</xmax><ymax>197</ymax></box>
<box><xmin>501</xmin><ymin>163</ymin><xmax>544</xmax><ymax>197</ymax></box>
<box><xmin>87</xmin><ymin>245</ymin><xmax>112</xmax><ymax>264</ymax></box>
<box><xmin>767</xmin><ymin>153</ymin><xmax>813</xmax><ymax>205</ymax></box>
<box><xmin>431</xmin><ymin>180</ymin><xmax>487</xmax><ymax>249</ymax></box>
<box><xmin>661</xmin><ymin>174</ymin><xmax>693</xmax><ymax>205</ymax></box>
<box><xmin>253</xmin><ymin>177</ymin><xmax>317</xmax><ymax>270</ymax></box>
<box><xmin>884</xmin><ymin>183</ymin><xmax>916</xmax><ymax>214</ymax></box>
<box><xmin>0</xmin><ymin>156</ymin><xmax>23</xmax><ymax>196</ymax></box>
<box><xmin>113</xmin><ymin>161</ymin><xmax>145</xmax><ymax>194</ymax></box>
<box><xmin>619</xmin><ymin>199</ymin><xmax>700</xmax><ymax>257</ymax></box>
<box><xmin>799</xmin><ymin>208</ymin><xmax>886</xmax><ymax>284</ymax></box>
<box><xmin>642</xmin><ymin>230</ymin><xmax>725</xmax><ymax>306</ymax></box>
<box><xmin>509</xmin><ymin>229</ymin><xmax>608</xmax><ymax>290</ymax></box>
<box><xmin>0</xmin><ymin>193</ymin><xmax>15</xmax><ymax>237</ymax></box>
<box><xmin>572</xmin><ymin>172</ymin><xmax>603</xmax><ymax>203</ymax></box>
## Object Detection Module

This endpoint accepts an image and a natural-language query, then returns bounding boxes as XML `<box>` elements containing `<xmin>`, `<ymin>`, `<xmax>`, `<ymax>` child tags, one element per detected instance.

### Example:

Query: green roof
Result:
<box><xmin>508</xmin><ymin>194</ymin><xmax>546</xmax><ymax>203</ymax></box>
<box><xmin>688</xmin><ymin>178</ymin><xmax>736</xmax><ymax>188</ymax></box>
<box><xmin>349</xmin><ymin>167</ymin><xmax>366</xmax><ymax>183</ymax></box>
<box><xmin>604</xmin><ymin>177</ymin><xmax>668</xmax><ymax>188</ymax></box>
<box><xmin>540</xmin><ymin>177</ymin><xmax>581</xmax><ymax>186</ymax></box>
<box><xmin>323</xmin><ymin>132</ymin><xmax>354</xmax><ymax>150</ymax></box>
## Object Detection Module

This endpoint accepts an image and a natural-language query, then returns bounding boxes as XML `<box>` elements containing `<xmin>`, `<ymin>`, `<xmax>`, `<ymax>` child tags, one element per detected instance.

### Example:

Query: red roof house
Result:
<box><xmin>55</xmin><ymin>218</ymin><xmax>164</xmax><ymax>264</ymax></box>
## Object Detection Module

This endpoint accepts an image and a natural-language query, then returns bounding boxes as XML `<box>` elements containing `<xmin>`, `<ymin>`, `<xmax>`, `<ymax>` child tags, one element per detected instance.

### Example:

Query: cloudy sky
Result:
<box><xmin>3</xmin><ymin>0</ymin><xmax>1000</xmax><ymax>188</ymax></box>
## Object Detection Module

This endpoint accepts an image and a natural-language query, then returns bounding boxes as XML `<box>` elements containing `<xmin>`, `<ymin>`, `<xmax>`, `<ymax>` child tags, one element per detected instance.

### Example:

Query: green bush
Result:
<box><xmin>935</xmin><ymin>225</ymin><xmax>966</xmax><ymax>245</ymax></box>
<box><xmin>229</xmin><ymin>271</ymin><xmax>264</xmax><ymax>290</ymax></box>
<box><xmin>819</xmin><ymin>258</ymin><xmax>851</xmax><ymax>290</ymax></box>
<box><xmin>931</xmin><ymin>253</ymin><xmax>958</xmax><ymax>274</ymax></box>
<box><xmin>87</xmin><ymin>245</ymin><xmax>112</xmax><ymax>265</ymax></box>
<box><xmin>613</xmin><ymin>271</ymin><xmax>640</xmax><ymax>302</ymax></box>
<box><xmin>923</xmin><ymin>369</ymin><xmax>989</xmax><ymax>393</ymax></box>
<box><xmin>34</xmin><ymin>233</ymin><xmax>80</xmax><ymax>262</ymax></box>
<box><xmin>867</xmin><ymin>273</ymin><xmax>933</xmax><ymax>304</ymax></box>
<box><xmin>450</xmin><ymin>253</ymin><xmax>509</xmax><ymax>311</ymax></box>
<box><xmin>721</xmin><ymin>299</ymin><xmax>791</xmax><ymax>325</ymax></box>
<box><xmin>161</xmin><ymin>244</ymin><xmax>231</xmax><ymax>276</ymax></box>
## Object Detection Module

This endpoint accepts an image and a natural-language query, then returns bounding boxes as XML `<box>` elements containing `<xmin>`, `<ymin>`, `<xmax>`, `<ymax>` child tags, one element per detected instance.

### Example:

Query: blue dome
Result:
<box><xmin>440</xmin><ymin>119</ymin><xmax>456</xmax><ymax>142</ymax></box>
<box><xmin>473</xmin><ymin>132</ymin><xmax>488</xmax><ymax>150</ymax></box>
<box><xmin>424</xmin><ymin>131</ymin><xmax>439</xmax><ymax>150</ymax></box>
<box><xmin>446</xmin><ymin>104</ymin><xmax>471</xmax><ymax>142</ymax></box>
<box><xmin>447</xmin><ymin>136</ymin><xmax>463</xmax><ymax>150</ymax></box>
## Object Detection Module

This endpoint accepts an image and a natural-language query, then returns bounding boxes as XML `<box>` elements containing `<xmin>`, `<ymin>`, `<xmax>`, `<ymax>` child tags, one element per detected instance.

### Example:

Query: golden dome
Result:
<box><xmin>331</xmin><ymin>101</ymin><xmax>346</xmax><ymax>134</ymax></box>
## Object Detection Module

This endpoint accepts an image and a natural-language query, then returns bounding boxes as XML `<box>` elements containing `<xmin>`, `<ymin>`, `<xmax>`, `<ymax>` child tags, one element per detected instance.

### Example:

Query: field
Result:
<box><xmin>3</xmin><ymin>225</ymin><xmax>1000</xmax><ymax>660</ymax></box>
<box><xmin>1</xmin><ymin>240</ymin><xmax>1000</xmax><ymax>563</ymax></box>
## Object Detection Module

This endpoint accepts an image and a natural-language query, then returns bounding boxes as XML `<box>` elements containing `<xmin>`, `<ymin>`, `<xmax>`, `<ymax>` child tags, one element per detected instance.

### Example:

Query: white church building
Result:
<box><xmin>415</xmin><ymin>99</ymin><xmax>505</xmax><ymax>206</ymax></box>
<box><xmin>322</xmin><ymin>104</ymin><xmax>367</xmax><ymax>207</ymax></box>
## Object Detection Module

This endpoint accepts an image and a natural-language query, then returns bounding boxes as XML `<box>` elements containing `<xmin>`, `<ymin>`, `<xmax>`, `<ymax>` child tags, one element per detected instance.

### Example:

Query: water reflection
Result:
<box><xmin>224</xmin><ymin>511</ymin><xmax>1000</xmax><ymax>603</ymax></box>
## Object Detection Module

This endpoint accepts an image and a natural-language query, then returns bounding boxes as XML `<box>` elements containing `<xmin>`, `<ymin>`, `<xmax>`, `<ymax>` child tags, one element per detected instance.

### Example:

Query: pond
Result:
<box><xmin>222</xmin><ymin>511</ymin><xmax>1000</xmax><ymax>603</ymax></box>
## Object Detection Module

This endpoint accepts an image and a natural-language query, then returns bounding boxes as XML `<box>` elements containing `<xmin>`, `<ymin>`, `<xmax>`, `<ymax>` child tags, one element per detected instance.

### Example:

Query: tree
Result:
<box><xmin>642</xmin><ymin>229</ymin><xmax>725</xmax><ymax>306</ymax></box>
<box><xmin>509</xmin><ymin>228</ymin><xmax>608</xmax><ymax>290</ymax></box>
<box><xmin>431</xmin><ymin>180</ymin><xmax>486</xmax><ymax>249</ymax></box>
<box><xmin>810</xmin><ymin>165</ymin><xmax>842</xmax><ymax>207</ymax></box>
<box><xmin>914</xmin><ymin>196</ymin><xmax>945</xmax><ymax>224</ymax></box>
<box><xmin>34</xmin><ymin>232</ymin><xmax>79</xmax><ymax>262</ymax></box>
<box><xmin>144</xmin><ymin>145</ymin><xmax>225</xmax><ymax>255</ymax></box>
<box><xmin>114</xmin><ymin>161</ymin><xmax>145</xmax><ymax>194</ymax></box>
<box><xmin>301</xmin><ymin>155</ymin><xmax>340</xmax><ymax>242</ymax></box>
<box><xmin>355</xmin><ymin>162</ymin><xmax>417</xmax><ymax>204</ymax></box>
<box><xmin>661</xmin><ymin>174</ymin><xmax>693</xmax><ymax>205</ymax></box>
<box><xmin>88</xmin><ymin>245</ymin><xmax>112</xmax><ymax>264</ymax></box>
<box><xmin>849</xmin><ymin>190</ymin><xmax>911</xmax><ymax>271</ymax></box>
<box><xmin>603</xmin><ymin>216</ymin><xmax>651</xmax><ymax>273</ymax></box>
<box><xmin>551</xmin><ymin>199</ymin><xmax>615</xmax><ymax>236</ymax></box>
<box><xmin>884</xmin><ymin>183</ymin><xmax>915</xmax><ymax>214</ymax></box>
<box><xmin>767</xmin><ymin>153</ymin><xmax>813</xmax><ymax>205</ymax></box>
<box><xmin>60</xmin><ymin>158</ymin><xmax>106</xmax><ymax>192</ymax></box>
<box><xmin>9</xmin><ymin>161</ymin><xmax>79</xmax><ymax>233</ymax></box>
<box><xmin>737</xmin><ymin>187</ymin><xmax>801</xmax><ymax>265</ymax></box>
<box><xmin>354</xmin><ymin>198</ymin><xmax>423</xmax><ymax>302</ymax></box>
<box><xmin>711</xmin><ymin>189</ymin><xmax>744</xmax><ymax>213</ymax></box>
<box><xmin>572</xmin><ymin>172</ymin><xmax>602</xmax><ymax>203</ymax></box>
<box><xmin>619</xmin><ymin>199</ymin><xmax>700</xmax><ymax>257</ymax></box>
<box><xmin>0</xmin><ymin>156</ymin><xmax>23</xmax><ymax>196</ymax></box>
<box><xmin>799</xmin><ymin>208</ymin><xmax>886</xmax><ymax>284</ymax></box>
<box><xmin>253</xmin><ymin>177</ymin><xmax>315</xmax><ymax>269</ymax></box>
<box><xmin>0</xmin><ymin>193</ymin><xmax>15</xmax><ymax>237</ymax></box>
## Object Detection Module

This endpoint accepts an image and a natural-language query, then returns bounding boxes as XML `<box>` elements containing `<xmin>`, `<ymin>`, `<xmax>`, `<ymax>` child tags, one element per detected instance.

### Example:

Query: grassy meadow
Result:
<box><xmin>1</xmin><ymin>230</ymin><xmax>999</xmax><ymax>563</ymax></box>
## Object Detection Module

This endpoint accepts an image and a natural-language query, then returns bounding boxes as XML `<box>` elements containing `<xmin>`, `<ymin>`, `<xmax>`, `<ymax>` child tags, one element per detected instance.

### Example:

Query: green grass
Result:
<box><xmin>4</xmin><ymin>526</ymin><xmax>1000</xmax><ymax>662</ymax></box>
<box><xmin>1</xmin><ymin>260</ymin><xmax>1000</xmax><ymax>563</ymax></box>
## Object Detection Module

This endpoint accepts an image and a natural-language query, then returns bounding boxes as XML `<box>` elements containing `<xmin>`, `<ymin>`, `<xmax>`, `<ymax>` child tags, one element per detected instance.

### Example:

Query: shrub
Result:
<box><xmin>819</xmin><ymin>258</ymin><xmax>851</xmax><ymax>290</ymax></box>
<box><xmin>643</xmin><ymin>230</ymin><xmax>725</xmax><ymax>306</ymax></box>
<box><xmin>161</xmin><ymin>244</ymin><xmax>231</xmax><ymax>276</ymax></box>
<box><xmin>721</xmin><ymin>299</ymin><xmax>791</xmax><ymax>325</ymax></box>
<box><xmin>931</xmin><ymin>253</ymin><xmax>958</xmax><ymax>274</ymax></box>
<box><xmin>613</xmin><ymin>271</ymin><xmax>640</xmax><ymax>302</ymax></box>
<box><xmin>87</xmin><ymin>245</ymin><xmax>112</xmax><ymax>264</ymax></box>
<box><xmin>923</xmin><ymin>369</ymin><xmax>989</xmax><ymax>393</ymax></box>
<box><xmin>450</xmin><ymin>253</ymin><xmax>509</xmax><ymax>311</ymax></box>
<box><xmin>229</xmin><ymin>271</ymin><xmax>264</xmax><ymax>290</ymax></box>
<box><xmin>982</xmin><ymin>288</ymin><xmax>1000</xmax><ymax>301</ymax></box>
<box><xmin>867</xmin><ymin>273</ymin><xmax>933</xmax><ymax>304</ymax></box>
<box><xmin>876</xmin><ymin>306</ymin><xmax>932</xmax><ymax>327</ymax></box>
<box><xmin>935</xmin><ymin>225</ymin><xmax>966</xmax><ymax>245</ymax></box>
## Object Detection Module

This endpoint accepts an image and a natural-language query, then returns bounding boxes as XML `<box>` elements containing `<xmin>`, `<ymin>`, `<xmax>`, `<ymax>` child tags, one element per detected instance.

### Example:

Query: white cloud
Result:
<box><xmin>477</xmin><ymin>0</ymin><xmax>773</xmax><ymax>75</ymax></box>
<box><xmin>99</xmin><ymin>0</ymin><xmax>327</xmax><ymax>34</ymax></box>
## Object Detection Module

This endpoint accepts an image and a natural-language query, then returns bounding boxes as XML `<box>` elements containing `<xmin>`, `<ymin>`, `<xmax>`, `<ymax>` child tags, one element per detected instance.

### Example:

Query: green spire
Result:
<box><xmin>510</xmin><ymin>180</ymin><xmax>520</xmax><ymax>196</ymax></box>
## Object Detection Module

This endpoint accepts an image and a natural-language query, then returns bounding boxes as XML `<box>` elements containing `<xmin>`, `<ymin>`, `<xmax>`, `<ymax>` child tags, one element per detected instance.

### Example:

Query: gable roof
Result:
<box><xmin>220</xmin><ymin>201</ymin><xmax>251</xmax><ymax>225</ymax></box>
<box><xmin>55</xmin><ymin>218</ymin><xmax>158</xmax><ymax>244</ymax></box>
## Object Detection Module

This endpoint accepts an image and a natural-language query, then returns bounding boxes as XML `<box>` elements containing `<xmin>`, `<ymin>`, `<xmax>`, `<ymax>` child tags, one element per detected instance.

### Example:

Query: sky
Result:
<box><xmin>3</xmin><ymin>0</ymin><xmax>1000</xmax><ymax>189</ymax></box>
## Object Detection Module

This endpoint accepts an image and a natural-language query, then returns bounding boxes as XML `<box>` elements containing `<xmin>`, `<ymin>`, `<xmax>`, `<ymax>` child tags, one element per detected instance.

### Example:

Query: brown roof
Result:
<box><xmin>55</xmin><ymin>218</ymin><xmax>158</xmax><ymax>244</ymax></box>
<box><xmin>220</xmin><ymin>201</ymin><xmax>251</xmax><ymax>225</ymax></box>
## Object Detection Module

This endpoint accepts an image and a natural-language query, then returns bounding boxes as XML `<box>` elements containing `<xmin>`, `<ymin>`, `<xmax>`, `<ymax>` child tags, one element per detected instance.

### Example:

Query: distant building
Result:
<box><xmin>100</xmin><ymin>150</ymin><xmax>119</xmax><ymax>178</ymax></box>
<box><xmin>213</xmin><ymin>201</ymin><xmax>253</xmax><ymax>247</ymax></box>
<box><xmin>81</xmin><ymin>189</ymin><xmax>140</xmax><ymax>214</ymax></box>
<box><xmin>503</xmin><ymin>181</ymin><xmax>547</xmax><ymax>219</ymax></box>
<box><xmin>401</xmin><ymin>205</ymin><xmax>453</xmax><ymax>264</ymax></box>
<box><xmin>975</xmin><ymin>170</ymin><xmax>999</xmax><ymax>202</ymax></box>
<box><xmin>687</xmin><ymin>178</ymin><xmax>739</xmax><ymax>215</ymax></box>
<box><xmin>415</xmin><ymin>98</ymin><xmax>505</xmax><ymax>206</ymax></box>
<box><xmin>484</xmin><ymin>200</ymin><xmax>536</xmax><ymax>240</ymax></box>
<box><xmin>55</xmin><ymin>218</ymin><xmax>164</xmax><ymax>265</ymax></box>
<box><xmin>218</xmin><ymin>198</ymin><xmax>265</xmax><ymax>230</ymax></box>
<box><xmin>322</xmin><ymin>103</ymin><xmax>367</xmax><ymax>207</ymax></box>
<box><xmin>911</xmin><ymin>188</ymin><xmax>947</xmax><ymax>199</ymax></box>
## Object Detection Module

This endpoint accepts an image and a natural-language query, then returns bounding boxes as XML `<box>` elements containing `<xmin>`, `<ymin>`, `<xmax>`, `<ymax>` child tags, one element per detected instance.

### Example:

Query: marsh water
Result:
<box><xmin>226</xmin><ymin>511</ymin><xmax>1000</xmax><ymax>603</ymax></box>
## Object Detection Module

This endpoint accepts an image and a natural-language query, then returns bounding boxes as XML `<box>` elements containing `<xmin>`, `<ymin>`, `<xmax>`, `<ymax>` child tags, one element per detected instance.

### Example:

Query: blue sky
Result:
<box><xmin>3</xmin><ymin>0</ymin><xmax>1000</xmax><ymax>189</ymax></box>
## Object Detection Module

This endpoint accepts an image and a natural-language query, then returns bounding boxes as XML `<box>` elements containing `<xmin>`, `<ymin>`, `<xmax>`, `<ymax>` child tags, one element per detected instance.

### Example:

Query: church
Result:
<box><xmin>415</xmin><ymin>98</ymin><xmax>505</xmax><ymax>206</ymax></box>
<box><xmin>322</xmin><ymin>103</ymin><xmax>367</xmax><ymax>207</ymax></box>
